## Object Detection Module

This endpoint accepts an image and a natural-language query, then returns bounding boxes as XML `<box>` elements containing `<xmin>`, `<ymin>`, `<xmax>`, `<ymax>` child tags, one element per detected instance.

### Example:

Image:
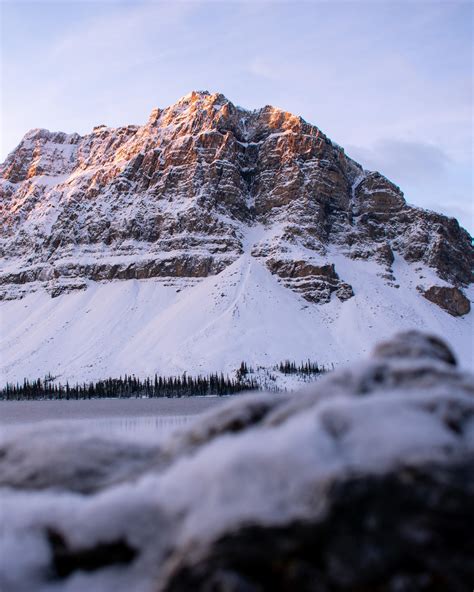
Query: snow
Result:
<box><xmin>0</xmin><ymin>334</ymin><xmax>473</xmax><ymax>591</ymax></box>
<box><xmin>1</xmin><ymin>91</ymin><xmax>472</xmax><ymax>387</ymax></box>
<box><xmin>0</xmin><ymin>247</ymin><xmax>472</xmax><ymax>386</ymax></box>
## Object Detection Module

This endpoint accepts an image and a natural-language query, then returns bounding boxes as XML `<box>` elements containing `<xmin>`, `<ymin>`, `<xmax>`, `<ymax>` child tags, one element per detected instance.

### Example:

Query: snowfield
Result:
<box><xmin>0</xmin><ymin>249</ymin><xmax>472</xmax><ymax>387</ymax></box>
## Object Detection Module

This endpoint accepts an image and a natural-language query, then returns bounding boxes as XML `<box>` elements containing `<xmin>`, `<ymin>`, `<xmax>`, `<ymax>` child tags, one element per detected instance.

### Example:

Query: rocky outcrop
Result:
<box><xmin>1</xmin><ymin>331</ymin><xmax>473</xmax><ymax>592</ymax></box>
<box><xmin>0</xmin><ymin>255</ymin><xmax>232</xmax><ymax>285</ymax></box>
<box><xmin>266</xmin><ymin>258</ymin><xmax>354</xmax><ymax>303</ymax></box>
<box><xmin>1</xmin><ymin>91</ymin><xmax>472</xmax><ymax>306</ymax></box>
<box><xmin>421</xmin><ymin>285</ymin><xmax>471</xmax><ymax>316</ymax></box>
<box><xmin>49</xmin><ymin>282</ymin><xmax>87</xmax><ymax>298</ymax></box>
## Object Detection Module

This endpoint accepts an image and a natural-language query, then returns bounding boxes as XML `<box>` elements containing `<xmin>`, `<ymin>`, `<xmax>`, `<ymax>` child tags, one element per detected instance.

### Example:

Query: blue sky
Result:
<box><xmin>1</xmin><ymin>0</ymin><xmax>472</xmax><ymax>233</ymax></box>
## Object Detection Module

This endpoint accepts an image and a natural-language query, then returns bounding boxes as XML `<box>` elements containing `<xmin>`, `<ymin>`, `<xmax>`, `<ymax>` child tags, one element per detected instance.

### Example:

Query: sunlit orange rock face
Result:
<box><xmin>0</xmin><ymin>91</ymin><xmax>472</xmax><ymax>307</ymax></box>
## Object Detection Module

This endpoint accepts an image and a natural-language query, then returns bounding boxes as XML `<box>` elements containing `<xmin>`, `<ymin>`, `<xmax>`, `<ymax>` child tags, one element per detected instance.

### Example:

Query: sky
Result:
<box><xmin>1</xmin><ymin>0</ymin><xmax>472</xmax><ymax>234</ymax></box>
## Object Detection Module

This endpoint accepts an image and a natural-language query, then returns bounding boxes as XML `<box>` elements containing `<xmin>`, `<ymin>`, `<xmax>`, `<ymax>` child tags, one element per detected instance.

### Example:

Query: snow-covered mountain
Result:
<box><xmin>1</xmin><ymin>91</ymin><xmax>472</xmax><ymax>384</ymax></box>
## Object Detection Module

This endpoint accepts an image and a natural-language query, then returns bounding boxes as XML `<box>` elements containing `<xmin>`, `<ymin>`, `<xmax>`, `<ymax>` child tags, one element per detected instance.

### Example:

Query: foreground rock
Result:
<box><xmin>0</xmin><ymin>331</ymin><xmax>473</xmax><ymax>592</ymax></box>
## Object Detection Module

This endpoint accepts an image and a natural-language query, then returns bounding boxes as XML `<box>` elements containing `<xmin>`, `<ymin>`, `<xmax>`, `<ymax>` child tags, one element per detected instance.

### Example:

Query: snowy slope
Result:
<box><xmin>1</xmin><ymin>240</ymin><xmax>472</xmax><ymax>386</ymax></box>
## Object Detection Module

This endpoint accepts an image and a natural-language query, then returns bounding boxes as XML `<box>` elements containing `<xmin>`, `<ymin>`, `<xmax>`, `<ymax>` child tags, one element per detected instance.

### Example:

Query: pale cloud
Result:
<box><xmin>347</xmin><ymin>140</ymin><xmax>451</xmax><ymax>185</ymax></box>
<box><xmin>247</xmin><ymin>57</ymin><xmax>283</xmax><ymax>82</ymax></box>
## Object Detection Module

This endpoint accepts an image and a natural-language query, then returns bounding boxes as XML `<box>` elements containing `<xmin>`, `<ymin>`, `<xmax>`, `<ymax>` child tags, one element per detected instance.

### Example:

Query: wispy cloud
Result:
<box><xmin>247</xmin><ymin>57</ymin><xmax>283</xmax><ymax>82</ymax></box>
<box><xmin>347</xmin><ymin>140</ymin><xmax>451</xmax><ymax>185</ymax></box>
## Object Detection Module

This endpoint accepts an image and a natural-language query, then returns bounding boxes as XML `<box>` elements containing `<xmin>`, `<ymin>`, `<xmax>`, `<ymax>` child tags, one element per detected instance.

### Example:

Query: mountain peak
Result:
<box><xmin>0</xmin><ymin>93</ymin><xmax>472</xmax><ymax>311</ymax></box>
<box><xmin>168</xmin><ymin>90</ymin><xmax>233</xmax><ymax>114</ymax></box>
<box><xmin>0</xmin><ymin>92</ymin><xmax>472</xmax><ymax>384</ymax></box>
<box><xmin>177</xmin><ymin>89</ymin><xmax>228</xmax><ymax>104</ymax></box>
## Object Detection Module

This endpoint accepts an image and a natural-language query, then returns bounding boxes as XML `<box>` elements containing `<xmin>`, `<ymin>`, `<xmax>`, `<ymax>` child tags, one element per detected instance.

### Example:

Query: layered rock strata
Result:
<box><xmin>1</xmin><ymin>91</ymin><xmax>472</xmax><ymax>310</ymax></box>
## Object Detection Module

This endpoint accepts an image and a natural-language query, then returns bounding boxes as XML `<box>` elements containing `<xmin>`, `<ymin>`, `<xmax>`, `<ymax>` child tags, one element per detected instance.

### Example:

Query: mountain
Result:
<box><xmin>0</xmin><ymin>91</ymin><xmax>472</xmax><ymax>384</ymax></box>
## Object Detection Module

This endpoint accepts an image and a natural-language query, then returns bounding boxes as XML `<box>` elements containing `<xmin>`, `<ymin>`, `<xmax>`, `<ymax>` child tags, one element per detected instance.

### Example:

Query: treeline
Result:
<box><xmin>238</xmin><ymin>360</ymin><xmax>329</xmax><ymax>379</ymax></box>
<box><xmin>277</xmin><ymin>359</ymin><xmax>329</xmax><ymax>376</ymax></box>
<box><xmin>1</xmin><ymin>360</ymin><xmax>332</xmax><ymax>401</ymax></box>
<box><xmin>0</xmin><ymin>373</ymin><xmax>259</xmax><ymax>401</ymax></box>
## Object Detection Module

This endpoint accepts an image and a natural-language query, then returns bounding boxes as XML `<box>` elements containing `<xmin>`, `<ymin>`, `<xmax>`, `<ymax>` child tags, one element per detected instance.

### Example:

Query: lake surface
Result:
<box><xmin>0</xmin><ymin>397</ymin><xmax>231</xmax><ymax>440</ymax></box>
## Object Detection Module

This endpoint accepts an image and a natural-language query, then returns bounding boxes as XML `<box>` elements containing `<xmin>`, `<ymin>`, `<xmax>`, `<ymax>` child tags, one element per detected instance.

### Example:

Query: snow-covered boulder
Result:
<box><xmin>1</xmin><ymin>331</ymin><xmax>473</xmax><ymax>591</ymax></box>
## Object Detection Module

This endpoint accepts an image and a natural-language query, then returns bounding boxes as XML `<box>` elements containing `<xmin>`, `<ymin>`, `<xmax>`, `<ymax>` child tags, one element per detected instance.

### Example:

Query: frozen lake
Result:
<box><xmin>0</xmin><ymin>397</ymin><xmax>232</xmax><ymax>440</ymax></box>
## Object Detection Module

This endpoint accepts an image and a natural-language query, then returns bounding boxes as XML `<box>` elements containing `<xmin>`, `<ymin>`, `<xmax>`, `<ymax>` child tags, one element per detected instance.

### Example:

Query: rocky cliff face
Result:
<box><xmin>1</xmin><ymin>332</ymin><xmax>473</xmax><ymax>591</ymax></box>
<box><xmin>1</xmin><ymin>91</ymin><xmax>472</xmax><ymax>312</ymax></box>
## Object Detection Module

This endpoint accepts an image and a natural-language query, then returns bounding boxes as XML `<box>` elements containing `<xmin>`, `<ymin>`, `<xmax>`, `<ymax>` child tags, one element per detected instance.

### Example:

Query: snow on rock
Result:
<box><xmin>0</xmin><ymin>91</ymin><xmax>472</xmax><ymax>384</ymax></box>
<box><xmin>0</xmin><ymin>331</ymin><xmax>473</xmax><ymax>591</ymax></box>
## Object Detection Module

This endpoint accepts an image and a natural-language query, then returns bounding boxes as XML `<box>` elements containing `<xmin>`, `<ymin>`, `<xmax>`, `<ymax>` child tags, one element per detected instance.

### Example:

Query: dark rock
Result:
<box><xmin>422</xmin><ymin>286</ymin><xmax>470</xmax><ymax>316</ymax></box>
<box><xmin>48</xmin><ymin>530</ymin><xmax>137</xmax><ymax>579</ymax></box>
<box><xmin>335</xmin><ymin>282</ymin><xmax>354</xmax><ymax>301</ymax></box>
<box><xmin>266</xmin><ymin>259</ymin><xmax>353</xmax><ymax>303</ymax></box>
<box><xmin>49</xmin><ymin>283</ymin><xmax>87</xmax><ymax>298</ymax></box>
<box><xmin>164</xmin><ymin>464</ymin><xmax>474</xmax><ymax>592</ymax></box>
<box><xmin>375</xmin><ymin>242</ymin><xmax>394</xmax><ymax>266</ymax></box>
<box><xmin>373</xmin><ymin>330</ymin><xmax>458</xmax><ymax>365</ymax></box>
